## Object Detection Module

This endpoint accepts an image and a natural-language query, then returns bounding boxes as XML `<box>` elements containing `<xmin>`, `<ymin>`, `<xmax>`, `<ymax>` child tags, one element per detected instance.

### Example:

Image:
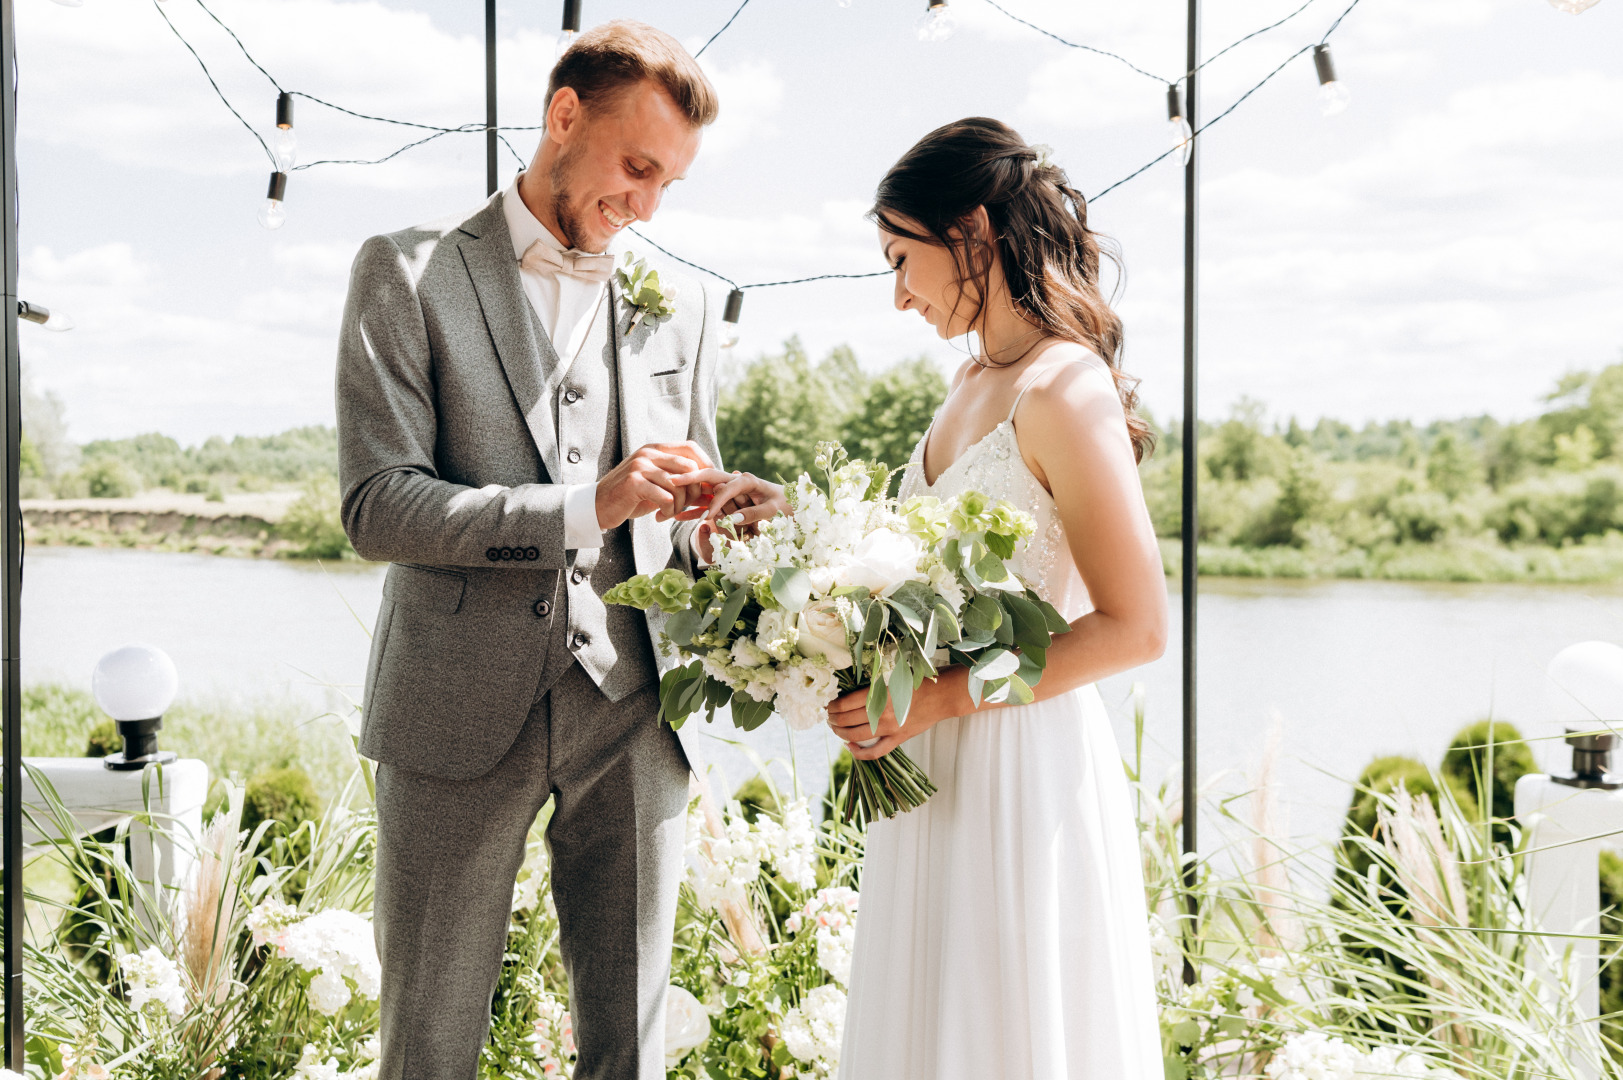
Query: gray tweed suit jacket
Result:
<box><xmin>336</xmin><ymin>192</ymin><xmax>720</xmax><ymax>781</ymax></box>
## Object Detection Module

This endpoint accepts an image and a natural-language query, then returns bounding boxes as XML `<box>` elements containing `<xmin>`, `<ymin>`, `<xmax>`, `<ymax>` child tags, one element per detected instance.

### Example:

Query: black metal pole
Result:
<box><xmin>485</xmin><ymin>0</ymin><xmax>498</xmax><ymax>196</ymax></box>
<box><xmin>1179</xmin><ymin>0</ymin><xmax>1201</xmax><ymax>982</ymax></box>
<box><xmin>0</xmin><ymin>0</ymin><xmax>22</xmax><ymax>1062</ymax></box>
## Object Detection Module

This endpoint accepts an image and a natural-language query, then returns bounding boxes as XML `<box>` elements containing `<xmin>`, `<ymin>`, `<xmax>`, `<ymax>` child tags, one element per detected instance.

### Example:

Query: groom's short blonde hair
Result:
<box><xmin>548</xmin><ymin>20</ymin><xmax>719</xmax><ymax>128</ymax></box>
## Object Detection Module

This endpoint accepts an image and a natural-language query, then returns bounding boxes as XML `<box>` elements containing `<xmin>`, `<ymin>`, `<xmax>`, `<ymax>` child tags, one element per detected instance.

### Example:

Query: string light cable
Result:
<box><xmin>139</xmin><ymin>0</ymin><xmax>1365</xmax><ymax>329</ymax></box>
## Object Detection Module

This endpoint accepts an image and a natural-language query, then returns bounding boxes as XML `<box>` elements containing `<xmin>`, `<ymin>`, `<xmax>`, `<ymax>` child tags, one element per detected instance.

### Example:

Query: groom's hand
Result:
<box><xmin>665</xmin><ymin>470</ymin><xmax>789</xmax><ymax>562</ymax></box>
<box><xmin>596</xmin><ymin>442</ymin><xmax>713</xmax><ymax>530</ymax></box>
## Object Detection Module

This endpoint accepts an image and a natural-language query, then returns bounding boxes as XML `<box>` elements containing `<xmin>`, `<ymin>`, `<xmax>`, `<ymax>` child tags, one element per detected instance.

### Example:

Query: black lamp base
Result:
<box><xmin>103</xmin><ymin>749</ymin><xmax>177</xmax><ymax>772</ymax></box>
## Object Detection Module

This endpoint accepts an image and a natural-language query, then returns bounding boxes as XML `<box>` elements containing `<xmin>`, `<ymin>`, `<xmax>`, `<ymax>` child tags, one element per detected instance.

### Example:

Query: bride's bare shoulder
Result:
<box><xmin>1021</xmin><ymin>344</ymin><xmax>1120</xmax><ymax>414</ymax></box>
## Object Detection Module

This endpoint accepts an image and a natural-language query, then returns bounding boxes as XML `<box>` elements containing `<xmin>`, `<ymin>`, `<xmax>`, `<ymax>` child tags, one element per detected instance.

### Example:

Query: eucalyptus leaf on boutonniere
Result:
<box><xmin>615</xmin><ymin>251</ymin><xmax>678</xmax><ymax>331</ymax></box>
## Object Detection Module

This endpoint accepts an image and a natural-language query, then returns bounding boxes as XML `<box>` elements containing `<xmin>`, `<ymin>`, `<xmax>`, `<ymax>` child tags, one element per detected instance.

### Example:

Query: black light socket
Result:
<box><xmin>17</xmin><ymin>301</ymin><xmax>49</xmax><ymax>326</ymax></box>
<box><xmin>276</xmin><ymin>91</ymin><xmax>294</xmax><ymax>130</ymax></box>
<box><xmin>562</xmin><ymin>0</ymin><xmax>582</xmax><ymax>33</ymax></box>
<box><xmin>267</xmin><ymin>171</ymin><xmax>288</xmax><ymax>201</ymax></box>
<box><xmin>1312</xmin><ymin>44</ymin><xmax>1337</xmax><ymax>87</ymax></box>
<box><xmin>723</xmin><ymin>288</ymin><xmax>744</xmax><ymax>325</ymax></box>
<box><xmin>1167</xmin><ymin>83</ymin><xmax>1185</xmax><ymax>123</ymax></box>
<box><xmin>103</xmin><ymin>717</ymin><xmax>178</xmax><ymax>772</ymax></box>
<box><xmin>1553</xmin><ymin>726</ymin><xmax>1623</xmax><ymax>790</ymax></box>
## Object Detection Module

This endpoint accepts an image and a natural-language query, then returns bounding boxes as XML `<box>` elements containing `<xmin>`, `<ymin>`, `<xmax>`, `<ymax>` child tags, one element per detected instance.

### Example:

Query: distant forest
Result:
<box><xmin>24</xmin><ymin>346</ymin><xmax>1623</xmax><ymax>580</ymax></box>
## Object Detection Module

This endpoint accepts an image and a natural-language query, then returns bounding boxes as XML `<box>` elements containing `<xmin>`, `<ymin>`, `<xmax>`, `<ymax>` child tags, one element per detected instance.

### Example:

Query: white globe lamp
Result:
<box><xmin>1546</xmin><ymin>641</ymin><xmax>1623</xmax><ymax>789</ymax></box>
<box><xmin>92</xmin><ymin>644</ymin><xmax>180</xmax><ymax>771</ymax></box>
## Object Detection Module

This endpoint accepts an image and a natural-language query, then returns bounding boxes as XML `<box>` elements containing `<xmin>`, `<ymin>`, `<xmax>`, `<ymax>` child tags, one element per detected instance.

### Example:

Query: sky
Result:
<box><xmin>11</xmin><ymin>0</ymin><xmax>1623</xmax><ymax>445</ymax></box>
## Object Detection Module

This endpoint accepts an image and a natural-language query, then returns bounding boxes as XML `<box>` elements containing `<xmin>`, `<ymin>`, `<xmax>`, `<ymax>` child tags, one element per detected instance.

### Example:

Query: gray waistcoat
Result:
<box><xmin>530</xmin><ymin>298</ymin><xmax>658</xmax><ymax>704</ymax></box>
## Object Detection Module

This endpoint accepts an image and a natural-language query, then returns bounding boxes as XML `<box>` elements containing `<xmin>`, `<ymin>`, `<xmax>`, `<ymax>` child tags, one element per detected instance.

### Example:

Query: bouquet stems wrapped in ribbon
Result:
<box><xmin>606</xmin><ymin>443</ymin><xmax>1070</xmax><ymax>822</ymax></box>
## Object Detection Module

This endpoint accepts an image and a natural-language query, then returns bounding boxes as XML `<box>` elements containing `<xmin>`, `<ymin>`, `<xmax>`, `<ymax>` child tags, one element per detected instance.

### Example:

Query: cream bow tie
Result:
<box><xmin>519</xmin><ymin>240</ymin><xmax>615</xmax><ymax>283</ymax></box>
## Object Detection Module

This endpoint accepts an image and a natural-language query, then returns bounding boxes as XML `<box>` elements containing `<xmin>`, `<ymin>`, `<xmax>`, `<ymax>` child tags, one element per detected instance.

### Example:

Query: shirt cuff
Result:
<box><xmin>564</xmin><ymin>483</ymin><xmax>604</xmax><ymax>550</ymax></box>
<box><xmin>691</xmin><ymin>521</ymin><xmax>713</xmax><ymax>567</ymax></box>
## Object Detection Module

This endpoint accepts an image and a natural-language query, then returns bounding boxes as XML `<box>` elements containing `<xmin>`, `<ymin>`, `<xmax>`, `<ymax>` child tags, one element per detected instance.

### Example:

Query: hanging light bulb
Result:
<box><xmin>915</xmin><ymin>0</ymin><xmax>955</xmax><ymax>42</ymax></box>
<box><xmin>272</xmin><ymin>92</ymin><xmax>296</xmax><ymax>172</ymax></box>
<box><xmin>271</xmin><ymin>92</ymin><xmax>297</xmax><ymax>171</ymax></box>
<box><xmin>1312</xmin><ymin>44</ymin><xmax>1351</xmax><ymax>117</ymax></box>
<box><xmin>558</xmin><ymin>0</ymin><xmax>582</xmax><ymax>56</ymax></box>
<box><xmin>258</xmin><ymin>172</ymin><xmax>288</xmax><ymax>230</ymax></box>
<box><xmin>1167</xmin><ymin>83</ymin><xmax>1192</xmax><ymax>167</ymax></box>
<box><xmin>17</xmin><ymin>301</ymin><xmax>74</xmax><ymax>332</ymax></box>
<box><xmin>721</xmin><ymin>288</ymin><xmax>744</xmax><ymax>350</ymax></box>
<box><xmin>1547</xmin><ymin>0</ymin><xmax>1602</xmax><ymax>12</ymax></box>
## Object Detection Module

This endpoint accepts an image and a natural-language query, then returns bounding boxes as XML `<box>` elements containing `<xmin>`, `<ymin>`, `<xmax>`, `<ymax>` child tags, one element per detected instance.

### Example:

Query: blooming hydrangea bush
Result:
<box><xmin>249</xmin><ymin>899</ymin><xmax>382</xmax><ymax>1016</ymax></box>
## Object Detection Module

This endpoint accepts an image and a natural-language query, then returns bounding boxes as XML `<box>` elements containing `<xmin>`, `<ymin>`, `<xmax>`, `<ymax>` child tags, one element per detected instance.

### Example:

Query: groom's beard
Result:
<box><xmin>548</xmin><ymin>142</ymin><xmax>596</xmax><ymax>253</ymax></box>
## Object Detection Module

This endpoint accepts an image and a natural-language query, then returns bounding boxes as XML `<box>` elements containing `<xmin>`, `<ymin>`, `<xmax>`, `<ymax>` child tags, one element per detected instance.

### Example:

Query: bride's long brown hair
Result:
<box><xmin>870</xmin><ymin>117</ymin><xmax>1155</xmax><ymax>462</ymax></box>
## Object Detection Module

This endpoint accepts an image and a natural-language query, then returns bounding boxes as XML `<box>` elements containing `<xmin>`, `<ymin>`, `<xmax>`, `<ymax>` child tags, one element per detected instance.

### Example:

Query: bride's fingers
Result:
<box><xmin>846</xmin><ymin>734</ymin><xmax>902</xmax><ymax>760</ymax></box>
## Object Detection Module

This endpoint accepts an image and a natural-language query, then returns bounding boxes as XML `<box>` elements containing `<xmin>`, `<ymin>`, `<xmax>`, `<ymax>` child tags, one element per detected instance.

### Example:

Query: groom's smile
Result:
<box><xmin>521</xmin><ymin>74</ymin><xmax>703</xmax><ymax>255</ymax></box>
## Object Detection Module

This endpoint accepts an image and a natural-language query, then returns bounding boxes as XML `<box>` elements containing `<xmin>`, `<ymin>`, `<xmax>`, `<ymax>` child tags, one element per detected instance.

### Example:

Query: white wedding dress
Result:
<box><xmin>838</xmin><ymin>354</ymin><xmax>1163</xmax><ymax>1080</ymax></box>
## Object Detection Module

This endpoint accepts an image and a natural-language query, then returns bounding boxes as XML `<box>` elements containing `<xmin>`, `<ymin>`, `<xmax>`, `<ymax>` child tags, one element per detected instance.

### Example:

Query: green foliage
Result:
<box><xmin>716</xmin><ymin>338</ymin><xmax>865</xmax><ymax>483</ymax></box>
<box><xmin>67</xmin><ymin>426</ymin><xmax>340</xmax><ymax>497</ymax></box>
<box><xmin>1339</xmin><ymin>755</ymin><xmax>1476</xmax><ymax>883</ymax></box>
<box><xmin>243</xmin><ymin>766</ymin><xmax>323</xmax><ymax>839</ymax></box>
<box><xmin>840</xmin><ymin>356</ymin><xmax>947</xmax><ymax>484</ymax></box>
<box><xmin>277</xmin><ymin>475</ymin><xmax>357</xmax><ymax>559</ymax></box>
<box><xmin>733</xmin><ymin>772</ymin><xmax>780</xmax><ymax>823</ymax></box>
<box><xmin>85</xmin><ymin>718</ymin><xmax>120</xmax><ymax>758</ymax></box>
<box><xmin>1145</xmin><ymin>359</ymin><xmax>1623</xmax><ymax>580</ymax></box>
<box><xmin>1439</xmin><ymin>720</ymin><xmax>1535</xmax><ymax>846</ymax></box>
<box><xmin>66</xmin><ymin>457</ymin><xmax>143</xmax><ymax>499</ymax></box>
<box><xmin>1601</xmin><ymin>848</ymin><xmax>1623</xmax><ymax>1061</ymax></box>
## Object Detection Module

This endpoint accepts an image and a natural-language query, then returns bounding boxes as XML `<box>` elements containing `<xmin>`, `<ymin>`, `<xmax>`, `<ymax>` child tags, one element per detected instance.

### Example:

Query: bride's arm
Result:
<box><xmin>830</xmin><ymin>355</ymin><xmax>1167</xmax><ymax>758</ymax></box>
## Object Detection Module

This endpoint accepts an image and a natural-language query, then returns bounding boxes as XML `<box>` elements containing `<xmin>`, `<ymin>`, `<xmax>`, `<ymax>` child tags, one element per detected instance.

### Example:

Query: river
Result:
<box><xmin>20</xmin><ymin>547</ymin><xmax>1623</xmax><ymax>849</ymax></box>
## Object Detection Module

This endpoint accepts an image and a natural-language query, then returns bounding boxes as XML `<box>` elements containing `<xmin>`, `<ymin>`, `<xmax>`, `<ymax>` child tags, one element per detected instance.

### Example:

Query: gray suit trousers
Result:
<box><xmin>373</xmin><ymin>661</ymin><xmax>690</xmax><ymax>1080</ymax></box>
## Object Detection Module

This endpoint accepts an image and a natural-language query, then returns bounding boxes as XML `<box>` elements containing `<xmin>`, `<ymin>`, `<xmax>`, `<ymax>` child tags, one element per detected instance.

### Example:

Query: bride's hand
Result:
<box><xmin>826</xmin><ymin>676</ymin><xmax>953</xmax><ymax>760</ymax></box>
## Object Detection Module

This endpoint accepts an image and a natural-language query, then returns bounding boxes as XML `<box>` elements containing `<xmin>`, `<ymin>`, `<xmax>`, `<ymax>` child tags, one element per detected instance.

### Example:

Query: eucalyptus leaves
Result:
<box><xmin>614</xmin><ymin>251</ymin><xmax>677</xmax><ymax>330</ymax></box>
<box><xmin>605</xmin><ymin>442</ymin><xmax>1071</xmax><ymax>821</ymax></box>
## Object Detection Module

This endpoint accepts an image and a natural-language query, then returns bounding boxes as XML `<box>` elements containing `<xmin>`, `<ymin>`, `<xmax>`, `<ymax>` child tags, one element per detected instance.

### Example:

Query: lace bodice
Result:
<box><xmin>898</xmin><ymin>402</ymin><xmax>1090</xmax><ymax>622</ymax></box>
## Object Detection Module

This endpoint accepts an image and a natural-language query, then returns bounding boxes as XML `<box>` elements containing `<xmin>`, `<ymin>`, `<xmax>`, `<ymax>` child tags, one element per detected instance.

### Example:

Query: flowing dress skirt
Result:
<box><xmin>838</xmin><ymin>683</ymin><xmax>1162</xmax><ymax>1080</ymax></box>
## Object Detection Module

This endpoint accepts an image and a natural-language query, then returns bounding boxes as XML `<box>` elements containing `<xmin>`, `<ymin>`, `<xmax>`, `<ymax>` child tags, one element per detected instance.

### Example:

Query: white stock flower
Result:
<box><xmin>120</xmin><ymin>946</ymin><xmax>187</xmax><ymax>1020</ymax></box>
<box><xmin>754</xmin><ymin>608</ymin><xmax>799</xmax><ymax>663</ymax></box>
<box><xmin>926</xmin><ymin>558</ymin><xmax>966</xmax><ymax>615</ymax></box>
<box><xmin>830</xmin><ymin>529</ymin><xmax>924</xmax><ymax>596</ymax></box>
<box><xmin>779</xmin><ymin>984</ymin><xmax>847</xmax><ymax>1074</ymax></box>
<box><xmin>1265</xmin><ymin>1032</ymin><xmax>1359</xmax><ymax>1080</ymax></box>
<box><xmin>689</xmin><ymin>800</ymin><xmax>768</xmax><ymax>913</ymax></box>
<box><xmin>795</xmin><ymin>605</ymin><xmax>853</xmax><ymax>669</ymax></box>
<box><xmin>815</xmin><ymin>924</ymin><xmax>857</xmax><ymax>987</ymax></box>
<box><xmin>773</xmin><ymin>659</ymin><xmax>840</xmax><ymax>731</ymax></box>
<box><xmin>788</xmin><ymin>887</ymin><xmax>860</xmax><ymax>986</ymax></box>
<box><xmin>1356</xmin><ymin>1046</ymin><xmax>1457</xmax><ymax>1079</ymax></box>
<box><xmin>730</xmin><ymin>636</ymin><xmax>770</xmax><ymax>668</ymax></box>
<box><xmin>756</xmin><ymin>798</ymin><xmax>818</xmax><ymax>889</ymax></box>
<box><xmin>268</xmin><ymin>909</ymin><xmax>382</xmax><ymax>1015</ymax></box>
<box><xmin>293</xmin><ymin>1046</ymin><xmax>341</xmax><ymax>1080</ymax></box>
<box><xmin>665</xmin><ymin>984</ymin><xmax>711</xmax><ymax>1067</ymax></box>
<box><xmin>248</xmin><ymin>897</ymin><xmax>300</xmax><ymax>950</ymax></box>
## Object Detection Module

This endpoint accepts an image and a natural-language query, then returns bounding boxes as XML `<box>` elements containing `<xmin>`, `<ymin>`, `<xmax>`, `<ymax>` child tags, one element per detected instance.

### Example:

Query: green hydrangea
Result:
<box><xmin>948</xmin><ymin>489</ymin><xmax>993</xmax><ymax>533</ymax></box>
<box><xmin>605</xmin><ymin>574</ymin><xmax>658</xmax><ymax>610</ymax></box>
<box><xmin>988</xmin><ymin>502</ymin><xmax>1036</xmax><ymax>540</ymax></box>
<box><xmin>900</xmin><ymin>495</ymin><xmax>951</xmax><ymax>546</ymax></box>
<box><xmin>649</xmin><ymin>568</ymin><xmax>695</xmax><ymax>613</ymax></box>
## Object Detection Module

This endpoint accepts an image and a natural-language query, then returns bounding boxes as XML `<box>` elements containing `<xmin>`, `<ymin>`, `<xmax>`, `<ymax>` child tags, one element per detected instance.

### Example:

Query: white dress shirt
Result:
<box><xmin>503</xmin><ymin>177</ymin><xmax>610</xmax><ymax>551</ymax></box>
<box><xmin>502</xmin><ymin>177</ymin><xmax>713</xmax><ymax>563</ymax></box>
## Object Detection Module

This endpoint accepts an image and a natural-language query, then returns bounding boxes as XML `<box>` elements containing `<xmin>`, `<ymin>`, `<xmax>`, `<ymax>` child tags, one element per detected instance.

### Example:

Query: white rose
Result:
<box><xmin>830</xmin><ymin>529</ymin><xmax>924</xmax><ymax>596</ymax></box>
<box><xmin>664</xmin><ymin>985</ymin><xmax>711</xmax><ymax>1067</ymax></box>
<box><xmin>795</xmin><ymin>605</ymin><xmax>853</xmax><ymax>669</ymax></box>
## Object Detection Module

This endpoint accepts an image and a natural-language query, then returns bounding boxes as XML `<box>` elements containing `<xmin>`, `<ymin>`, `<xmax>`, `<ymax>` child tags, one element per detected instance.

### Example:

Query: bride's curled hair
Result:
<box><xmin>871</xmin><ymin>117</ymin><xmax>1155</xmax><ymax>462</ymax></box>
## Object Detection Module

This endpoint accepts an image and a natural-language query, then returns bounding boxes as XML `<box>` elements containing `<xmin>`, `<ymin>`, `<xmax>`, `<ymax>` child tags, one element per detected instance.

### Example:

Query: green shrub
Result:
<box><xmin>1601</xmin><ymin>848</ymin><xmax>1623</xmax><ymax>1062</ymax></box>
<box><xmin>1340</xmin><ymin>755</ymin><xmax>1476</xmax><ymax>883</ymax></box>
<box><xmin>85</xmin><ymin>718</ymin><xmax>120</xmax><ymax>758</ymax></box>
<box><xmin>243</xmin><ymin>766</ymin><xmax>323</xmax><ymax>901</ymax></box>
<box><xmin>278</xmin><ymin>475</ymin><xmax>355</xmax><ymax>559</ymax></box>
<box><xmin>1439</xmin><ymin>720</ymin><xmax>1535</xmax><ymax>847</ymax></box>
<box><xmin>732</xmin><ymin>772</ymin><xmax>779</xmax><ymax>823</ymax></box>
<box><xmin>68</xmin><ymin>458</ymin><xmax>142</xmax><ymax>499</ymax></box>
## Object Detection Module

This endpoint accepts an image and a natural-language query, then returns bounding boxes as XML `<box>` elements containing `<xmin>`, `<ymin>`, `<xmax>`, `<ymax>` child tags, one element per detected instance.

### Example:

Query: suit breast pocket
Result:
<box><xmin>649</xmin><ymin>370</ymin><xmax>689</xmax><ymax>398</ymax></box>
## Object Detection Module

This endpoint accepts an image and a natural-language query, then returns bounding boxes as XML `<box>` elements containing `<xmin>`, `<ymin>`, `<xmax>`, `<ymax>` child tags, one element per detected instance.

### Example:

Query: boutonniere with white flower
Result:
<box><xmin>615</xmin><ymin>251</ymin><xmax>677</xmax><ymax>331</ymax></box>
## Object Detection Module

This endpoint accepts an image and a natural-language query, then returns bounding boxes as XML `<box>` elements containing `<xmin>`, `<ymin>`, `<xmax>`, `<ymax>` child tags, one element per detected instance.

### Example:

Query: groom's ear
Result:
<box><xmin>545</xmin><ymin>87</ymin><xmax>586</xmax><ymax>143</ymax></box>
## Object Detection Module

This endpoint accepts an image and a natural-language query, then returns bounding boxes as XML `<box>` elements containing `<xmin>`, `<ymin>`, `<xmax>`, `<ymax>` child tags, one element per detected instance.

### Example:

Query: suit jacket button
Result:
<box><xmin>533</xmin><ymin>599</ymin><xmax>551</xmax><ymax>618</ymax></box>
<box><xmin>567</xmin><ymin>448</ymin><xmax>581</xmax><ymax>464</ymax></box>
<box><xmin>486</xmin><ymin>547</ymin><xmax>500</xmax><ymax>561</ymax></box>
<box><xmin>572</xmin><ymin>631</ymin><xmax>589</xmax><ymax>648</ymax></box>
<box><xmin>571</xmin><ymin>568</ymin><xmax>586</xmax><ymax>584</ymax></box>
<box><xmin>564</xmin><ymin>388</ymin><xmax>581</xmax><ymax>404</ymax></box>
<box><xmin>526</xmin><ymin>546</ymin><xmax>539</xmax><ymax>560</ymax></box>
<box><xmin>499</xmin><ymin>547</ymin><xmax>513</xmax><ymax>560</ymax></box>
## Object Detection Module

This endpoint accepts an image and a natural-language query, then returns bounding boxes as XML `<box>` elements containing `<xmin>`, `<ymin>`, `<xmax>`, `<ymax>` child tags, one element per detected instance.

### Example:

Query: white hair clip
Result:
<box><xmin>1031</xmin><ymin>143</ymin><xmax>1055</xmax><ymax>168</ymax></box>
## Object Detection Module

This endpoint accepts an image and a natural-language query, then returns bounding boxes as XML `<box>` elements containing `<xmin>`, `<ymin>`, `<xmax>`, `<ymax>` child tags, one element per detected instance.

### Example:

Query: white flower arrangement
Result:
<box><xmin>787</xmin><ymin>887</ymin><xmax>861</xmax><ymax>987</ymax></box>
<box><xmin>608</xmin><ymin>441</ymin><xmax>1068</xmax><ymax>820</ymax></box>
<box><xmin>249</xmin><ymin>900</ymin><xmax>382</xmax><ymax>1016</ymax></box>
<box><xmin>778</xmin><ymin>984</ymin><xmax>847</xmax><ymax>1078</ymax></box>
<box><xmin>119</xmin><ymin>946</ymin><xmax>187</xmax><ymax>1022</ymax></box>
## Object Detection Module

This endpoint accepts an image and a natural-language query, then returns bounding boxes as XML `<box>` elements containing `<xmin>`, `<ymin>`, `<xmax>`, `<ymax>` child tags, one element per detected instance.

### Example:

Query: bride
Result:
<box><xmin>826</xmin><ymin>118</ymin><xmax>1168</xmax><ymax>1079</ymax></box>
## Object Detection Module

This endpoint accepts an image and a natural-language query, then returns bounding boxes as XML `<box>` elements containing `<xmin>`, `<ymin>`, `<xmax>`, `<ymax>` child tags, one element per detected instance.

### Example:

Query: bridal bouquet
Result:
<box><xmin>606</xmin><ymin>442</ymin><xmax>1071</xmax><ymax>821</ymax></box>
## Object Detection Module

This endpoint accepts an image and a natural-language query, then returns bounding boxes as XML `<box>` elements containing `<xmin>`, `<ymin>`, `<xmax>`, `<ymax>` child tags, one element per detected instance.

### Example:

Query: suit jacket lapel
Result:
<box><xmin>611</xmin><ymin>281</ymin><xmax>650</xmax><ymax>459</ymax></box>
<box><xmin>457</xmin><ymin>198</ymin><xmax>562</xmax><ymax>482</ymax></box>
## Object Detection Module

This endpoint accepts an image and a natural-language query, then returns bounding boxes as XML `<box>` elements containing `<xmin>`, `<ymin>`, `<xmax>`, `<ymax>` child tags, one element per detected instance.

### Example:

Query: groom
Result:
<box><xmin>337</xmin><ymin>21</ymin><xmax>779</xmax><ymax>1080</ymax></box>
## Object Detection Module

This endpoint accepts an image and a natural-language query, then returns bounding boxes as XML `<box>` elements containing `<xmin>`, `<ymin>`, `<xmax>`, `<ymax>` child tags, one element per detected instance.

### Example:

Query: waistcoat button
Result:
<box><xmin>572</xmin><ymin>631</ymin><xmax>589</xmax><ymax>648</ymax></box>
<box><xmin>564</xmin><ymin>388</ymin><xmax>581</xmax><ymax>404</ymax></box>
<box><xmin>533</xmin><ymin>599</ymin><xmax>551</xmax><ymax>618</ymax></box>
<box><xmin>567</xmin><ymin>448</ymin><xmax>581</xmax><ymax>464</ymax></box>
<box><xmin>571</xmin><ymin>568</ymin><xmax>586</xmax><ymax>584</ymax></box>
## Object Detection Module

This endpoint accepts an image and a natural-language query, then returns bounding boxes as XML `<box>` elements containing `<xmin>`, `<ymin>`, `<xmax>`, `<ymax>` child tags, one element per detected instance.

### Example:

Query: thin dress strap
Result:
<box><xmin>1006</xmin><ymin>352</ymin><xmax>1111</xmax><ymax>425</ymax></box>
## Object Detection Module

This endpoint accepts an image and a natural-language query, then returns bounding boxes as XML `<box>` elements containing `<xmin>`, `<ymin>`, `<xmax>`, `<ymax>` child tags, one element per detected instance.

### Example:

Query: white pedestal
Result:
<box><xmin>9</xmin><ymin>757</ymin><xmax>209</xmax><ymax>919</ymax></box>
<box><xmin>1514</xmin><ymin>772</ymin><xmax>1623</xmax><ymax>1079</ymax></box>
